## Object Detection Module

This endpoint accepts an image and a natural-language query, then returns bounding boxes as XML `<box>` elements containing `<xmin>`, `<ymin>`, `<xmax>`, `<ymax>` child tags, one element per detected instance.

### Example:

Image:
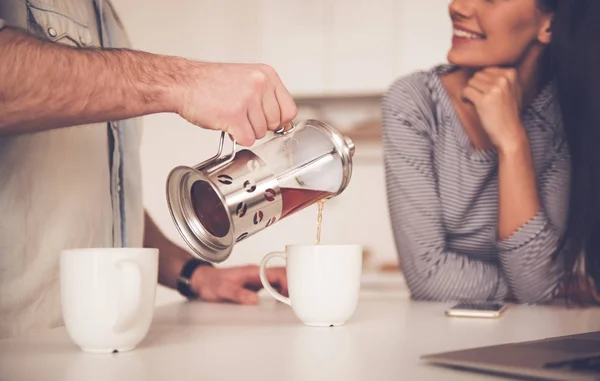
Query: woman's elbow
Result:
<box><xmin>404</xmin><ymin>278</ymin><xmax>456</xmax><ymax>302</ymax></box>
<box><xmin>511</xmin><ymin>285</ymin><xmax>558</xmax><ymax>305</ymax></box>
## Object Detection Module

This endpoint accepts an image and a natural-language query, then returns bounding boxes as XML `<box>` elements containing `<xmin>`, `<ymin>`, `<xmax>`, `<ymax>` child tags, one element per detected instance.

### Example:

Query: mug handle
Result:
<box><xmin>113</xmin><ymin>260</ymin><xmax>143</xmax><ymax>333</ymax></box>
<box><xmin>259</xmin><ymin>252</ymin><xmax>290</xmax><ymax>306</ymax></box>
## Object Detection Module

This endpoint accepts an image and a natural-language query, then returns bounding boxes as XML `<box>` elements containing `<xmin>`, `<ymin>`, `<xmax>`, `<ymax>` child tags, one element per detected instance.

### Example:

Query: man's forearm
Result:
<box><xmin>143</xmin><ymin>211</ymin><xmax>212</xmax><ymax>290</ymax></box>
<box><xmin>143</xmin><ymin>211</ymin><xmax>189</xmax><ymax>289</ymax></box>
<box><xmin>0</xmin><ymin>27</ymin><xmax>184</xmax><ymax>134</ymax></box>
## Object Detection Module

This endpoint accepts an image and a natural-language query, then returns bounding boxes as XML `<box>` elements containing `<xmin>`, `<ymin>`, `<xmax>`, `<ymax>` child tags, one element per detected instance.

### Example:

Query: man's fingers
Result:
<box><xmin>258</xmin><ymin>64</ymin><xmax>296</xmax><ymax>125</ymax></box>
<box><xmin>217</xmin><ymin>282</ymin><xmax>259</xmax><ymax>305</ymax></box>
<box><xmin>237</xmin><ymin>265</ymin><xmax>287</xmax><ymax>294</ymax></box>
<box><xmin>274</xmin><ymin>83</ymin><xmax>298</xmax><ymax>125</ymax></box>
<box><xmin>227</xmin><ymin>119</ymin><xmax>256</xmax><ymax>147</ymax></box>
<box><xmin>237</xmin><ymin>265</ymin><xmax>263</xmax><ymax>288</ymax></box>
<box><xmin>262</xmin><ymin>90</ymin><xmax>282</xmax><ymax>131</ymax></box>
<box><xmin>236</xmin><ymin>288</ymin><xmax>259</xmax><ymax>305</ymax></box>
<box><xmin>265</xmin><ymin>268</ymin><xmax>288</xmax><ymax>292</ymax></box>
<box><xmin>259</xmin><ymin>267</ymin><xmax>289</xmax><ymax>296</ymax></box>
<box><xmin>247</xmin><ymin>99</ymin><xmax>268</xmax><ymax>140</ymax></box>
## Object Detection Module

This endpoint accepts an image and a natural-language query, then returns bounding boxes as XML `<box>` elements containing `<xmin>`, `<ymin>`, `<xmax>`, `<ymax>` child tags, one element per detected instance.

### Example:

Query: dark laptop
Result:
<box><xmin>422</xmin><ymin>331</ymin><xmax>600</xmax><ymax>381</ymax></box>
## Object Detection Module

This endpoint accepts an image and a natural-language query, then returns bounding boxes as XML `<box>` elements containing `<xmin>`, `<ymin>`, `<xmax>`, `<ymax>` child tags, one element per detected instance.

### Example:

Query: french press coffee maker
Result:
<box><xmin>166</xmin><ymin>119</ymin><xmax>355</xmax><ymax>263</ymax></box>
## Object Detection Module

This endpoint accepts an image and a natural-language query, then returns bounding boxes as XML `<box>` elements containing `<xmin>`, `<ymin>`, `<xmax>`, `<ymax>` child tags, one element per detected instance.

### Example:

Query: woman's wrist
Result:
<box><xmin>497</xmin><ymin>128</ymin><xmax>530</xmax><ymax>159</ymax></box>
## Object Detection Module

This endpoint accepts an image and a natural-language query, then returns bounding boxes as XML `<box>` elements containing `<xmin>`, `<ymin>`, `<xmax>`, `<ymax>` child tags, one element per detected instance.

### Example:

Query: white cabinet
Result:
<box><xmin>258</xmin><ymin>0</ymin><xmax>451</xmax><ymax>97</ymax></box>
<box><xmin>118</xmin><ymin>0</ymin><xmax>262</xmax><ymax>63</ymax></box>
<box><xmin>118</xmin><ymin>0</ymin><xmax>452</xmax><ymax>97</ymax></box>
<box><xmin>258</xmin><ymin>0</ymin><xmax>397</xmax><ymax>97</ymax></box>
<box><xmin>326</xmin><ymin>0</ymin><xmax>395</xmax><ymax>94</ymax></box>
<box><xmin>259</xmin><ymin>0</ymin><xmax>326</xmax><ymax>96</ymax></box>
<box><xmin>393</xmin><ymin>0</ymin><xmax>452</xmax><ymax>77</ymax></box>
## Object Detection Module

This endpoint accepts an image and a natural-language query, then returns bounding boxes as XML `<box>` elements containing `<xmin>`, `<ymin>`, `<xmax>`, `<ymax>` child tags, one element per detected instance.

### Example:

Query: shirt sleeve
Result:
<box><xmin>0</xmin><ymin>19</ymin><xmax>6</xmax><ymax>30</ymax></box>
<box><xmin>381</xmin><ymin>73</ymin><xmax>508</xmax><ymax>302</ymax></box>
<box><xmin>496</xmin><ymin>148</ymin><xmax>568</xmax><ymax>303</ymax></box>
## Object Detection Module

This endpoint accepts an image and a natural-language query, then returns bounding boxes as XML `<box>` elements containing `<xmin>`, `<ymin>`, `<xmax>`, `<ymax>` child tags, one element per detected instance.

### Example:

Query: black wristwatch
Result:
<box><xmin>177</xmin><ymin>258</ymin><xmax>212</xmax><ymax>300</ymax></box>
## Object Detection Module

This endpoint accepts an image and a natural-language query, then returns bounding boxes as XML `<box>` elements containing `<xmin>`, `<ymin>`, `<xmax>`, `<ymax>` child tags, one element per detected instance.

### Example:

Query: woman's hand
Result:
<box><xmin>462</xmin><ymin>67</ymin><xmax>528</xmax><ymax>152</ymax></box>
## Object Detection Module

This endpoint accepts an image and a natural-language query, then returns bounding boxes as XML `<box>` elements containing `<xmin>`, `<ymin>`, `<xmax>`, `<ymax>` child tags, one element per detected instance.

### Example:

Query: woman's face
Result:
<box><xmin>447</xmin><ymin>0</ymin><xmax>553</xmax><ymax>68</ymax></box>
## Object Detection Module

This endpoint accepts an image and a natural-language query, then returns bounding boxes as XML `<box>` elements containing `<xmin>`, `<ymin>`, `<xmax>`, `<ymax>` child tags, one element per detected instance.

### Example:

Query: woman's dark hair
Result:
<box><xmin>538</xmin><ymin>0</ymin><xmax>600</xmax><ymax>302</ymax></box>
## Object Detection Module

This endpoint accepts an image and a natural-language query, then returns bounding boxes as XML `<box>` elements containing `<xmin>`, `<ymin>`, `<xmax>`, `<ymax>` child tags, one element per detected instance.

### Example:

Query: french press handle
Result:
<box><xmin>195</xmin><ymin>122</ymin><xmax>296</xmax><ymax>173</ymax></box>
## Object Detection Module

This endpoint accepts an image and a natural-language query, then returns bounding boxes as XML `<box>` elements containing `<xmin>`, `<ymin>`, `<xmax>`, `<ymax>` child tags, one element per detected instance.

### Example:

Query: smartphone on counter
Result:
<box><xmin>445</xmin><ymin>302</ymin><xmax>507</xmax><ymax>318</ymax></box>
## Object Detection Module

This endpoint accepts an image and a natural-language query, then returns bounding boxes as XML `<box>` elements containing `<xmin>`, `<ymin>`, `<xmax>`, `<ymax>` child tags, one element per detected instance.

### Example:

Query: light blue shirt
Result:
<box><xmin>0</xmin><ymin>0</ymin><xmax>144</xmax><ymax>338</ymax></box>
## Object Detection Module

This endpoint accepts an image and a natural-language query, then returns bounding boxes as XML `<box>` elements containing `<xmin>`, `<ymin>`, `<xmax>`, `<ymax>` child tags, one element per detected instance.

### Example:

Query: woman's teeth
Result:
<box><xmin>453</xmin><ymin>28</ymin><xmax>484</xmax><ymax>39</ymax></box>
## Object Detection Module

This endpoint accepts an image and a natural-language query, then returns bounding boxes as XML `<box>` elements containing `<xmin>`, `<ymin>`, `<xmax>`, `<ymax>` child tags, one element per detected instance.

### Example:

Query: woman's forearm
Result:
<box><xmin>495</xmin><ymin>131</ymin><xmax>564</xmax><ymax>303</ymax></box>
<box><xmin>497</xmin><ymin>132</ymin><xmax>541</xmax><ymax>240</ymax></box>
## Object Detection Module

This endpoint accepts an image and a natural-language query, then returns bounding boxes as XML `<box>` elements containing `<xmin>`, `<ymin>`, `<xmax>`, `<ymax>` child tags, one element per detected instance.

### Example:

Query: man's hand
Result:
<box><xmin>191</xmin><ymin>265</ymin><xmax>288</xmax><ymax>305</ymax></box>
<box><xmin>0</xmin><ymin>28</ymin><xmax>298</xmax><ymax>141</ymax></box>
<box><xmin>144</xmin><ymin>212</ymin><xmax>288</xmax><ymax>305</ymax></box>
<box><xmin>174</xmin><ymin>62</ymin><xmax>298</xmax><ymax>147</ymax></box>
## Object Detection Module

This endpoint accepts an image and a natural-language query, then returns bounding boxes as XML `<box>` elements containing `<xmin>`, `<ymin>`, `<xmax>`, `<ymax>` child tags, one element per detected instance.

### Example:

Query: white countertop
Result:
<box><xmin>2</xmin><ymin>273</ymin><xmax>600</xmax><ymax>381</ymax></box>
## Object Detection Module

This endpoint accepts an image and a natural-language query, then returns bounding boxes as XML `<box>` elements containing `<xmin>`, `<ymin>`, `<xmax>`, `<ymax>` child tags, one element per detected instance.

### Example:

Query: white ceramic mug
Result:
<box><xmin>60</xmin><ymin>248</ymin><xmax>158</xmax><ymax>353</ymax></box>
<box><xmin>259</xmin><ymin>244</ymin><xmax>362</xmax><ymax>327</ymax></box>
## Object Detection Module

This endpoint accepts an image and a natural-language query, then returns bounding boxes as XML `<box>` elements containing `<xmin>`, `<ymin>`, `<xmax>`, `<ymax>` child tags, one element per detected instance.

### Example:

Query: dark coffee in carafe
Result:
<box><xmin>191</xmin><ymin>182</ymin><xmax>332</xmax><ymax>238</ymax></box>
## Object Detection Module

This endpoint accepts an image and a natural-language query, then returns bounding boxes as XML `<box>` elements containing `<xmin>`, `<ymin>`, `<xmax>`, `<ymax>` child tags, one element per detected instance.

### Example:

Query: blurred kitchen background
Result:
<box><xmin>111</xmin><ymin>0</ymin><xmax>451</xmax><ymax>294</ymax></box>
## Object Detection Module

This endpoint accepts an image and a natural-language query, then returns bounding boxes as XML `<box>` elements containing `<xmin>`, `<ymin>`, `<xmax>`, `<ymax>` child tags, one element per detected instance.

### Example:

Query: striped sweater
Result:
<box><xmin>381</xmin><ymin>65</ymin><xmax>570</xmax><ymax>303</ymax></box>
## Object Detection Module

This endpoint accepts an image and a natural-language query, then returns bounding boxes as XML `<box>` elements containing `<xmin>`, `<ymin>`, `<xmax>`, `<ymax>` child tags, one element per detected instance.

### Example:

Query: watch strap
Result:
<box><xmin>177</xmin><ymin>258</ymin><xmax>212</xmax><ymax>299</ymax></box>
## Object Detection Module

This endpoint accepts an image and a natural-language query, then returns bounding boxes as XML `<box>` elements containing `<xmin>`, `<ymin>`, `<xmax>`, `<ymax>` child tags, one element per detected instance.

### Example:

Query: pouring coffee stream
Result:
<box><xmin>315</xmin><ymin>200</ymin><xmax>325</xmax><ymax>245</ymax></box>
<box><xmin>166</xmin><ymin>119</ymin><xmax>355</xmax><ymax>263</ymax></box>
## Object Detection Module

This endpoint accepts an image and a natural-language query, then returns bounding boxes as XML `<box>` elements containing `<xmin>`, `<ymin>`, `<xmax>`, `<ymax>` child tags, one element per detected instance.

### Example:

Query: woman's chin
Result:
<box><xmin>447</xmin><ymin>50</ymin><xmax>487</xmax><ymax>67</ymax></box>
<box><xmin>447</xmin><ymin>55</ymin><xmax>487</xmax><ymax>69</ymax></box>
<box><xmin>447</xmin><ymin>51</ymin><xmax>515</xmax><ymax>70</ymax></box>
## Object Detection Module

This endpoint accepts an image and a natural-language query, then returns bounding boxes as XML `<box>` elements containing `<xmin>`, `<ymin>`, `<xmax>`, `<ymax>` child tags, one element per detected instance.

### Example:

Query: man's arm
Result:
<box><xmin>143</xmin><ymin>211</ymin><xmax>288</xmax><ymax>304</ymax></box>
<box><xmin>0</xmin><ymin>27</ymin><xmax>297</xmax><ymax>146</ymax></box>
<box><xmin>0</xmin><ymin>27</ymin><xmax>177</xmax><ymax>135</ymax></box>
<box><xmin>143</xmin><ymin>210</ymin><xmax>205</xmax><ymax>290</ymax></box>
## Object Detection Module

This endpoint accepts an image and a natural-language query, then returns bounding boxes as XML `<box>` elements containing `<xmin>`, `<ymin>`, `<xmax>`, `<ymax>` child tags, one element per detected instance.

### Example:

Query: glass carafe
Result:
<box><xmin>166</xmin><ymin>119</ymin><xmax>355</xmax><ymax>263</ymax></box>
